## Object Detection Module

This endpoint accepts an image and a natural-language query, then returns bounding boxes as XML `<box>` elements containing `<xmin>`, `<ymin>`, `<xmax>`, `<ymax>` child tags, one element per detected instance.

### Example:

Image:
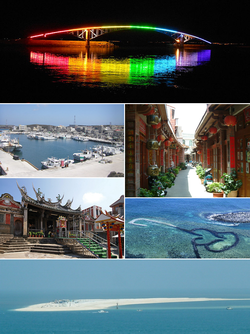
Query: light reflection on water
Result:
<box><xmin>29</xmin><ymin>48</ymin><xmax>211</xmax><ymax>87</ymax></box>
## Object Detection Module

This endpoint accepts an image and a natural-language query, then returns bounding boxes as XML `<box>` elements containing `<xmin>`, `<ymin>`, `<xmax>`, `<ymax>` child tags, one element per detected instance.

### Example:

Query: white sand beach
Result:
<box><xmin>14</xmin><ymin>298</ymin><xmax>248</xmax><ymax>312</ymax></box>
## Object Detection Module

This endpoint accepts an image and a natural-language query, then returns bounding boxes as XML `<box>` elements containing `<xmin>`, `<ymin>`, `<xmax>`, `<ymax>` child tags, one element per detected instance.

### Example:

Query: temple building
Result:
<box><xmin>0</xmin><ymin>183</ymin><xmax>83</xmax><ymax>237</ymax></box>
<box><xmin>194</xmin><ymin>104</ymin><xmax>250</xmax><ymax>196</ymax></box>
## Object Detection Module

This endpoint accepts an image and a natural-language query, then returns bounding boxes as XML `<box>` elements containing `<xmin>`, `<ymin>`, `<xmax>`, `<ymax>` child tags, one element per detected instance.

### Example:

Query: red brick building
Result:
<box><xmin>0</xmin><ymin>193</ymin><xmax>23</xmax><ymax>236</ymax></box>
<box><xmin>194</xmin><ymin>104</ymin><xmax>250</xmax><ymax>197</ymax></box>
<box><xmin>126</xmin><ymin>104</ymin><xmax>185</xmax><ymax>197</ymax></box>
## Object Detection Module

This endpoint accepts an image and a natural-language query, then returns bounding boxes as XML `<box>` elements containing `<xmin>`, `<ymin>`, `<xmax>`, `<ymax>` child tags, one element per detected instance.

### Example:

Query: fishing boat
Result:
<box><xmin>11</xmin><ymin>138</ymin><xmax>22</xmax><ymax>151</ymax></box>
<box><xmin>81</xmin><ymin>150</ymin><xmax>92</xmax><ymax>160</ymax></box>
<box><xmin>78</xmin><ymin>137</ymin><xmax>89</xmax><ymax>142</ymax></box>
<box><xmin>98</xmin><ymin>310</ymin><xmax>108</xmax><ymax>313</ymax></box>
<box><xmin>41</xmin><ymin>157</ymin><xmax>62</xmax><ymax>169</ymax></box>
<box><xmin>73</xmin><ymin>150</ymin><xmax>92</xmax><ymax>162</ymax></box>
<box><xmin>41</xmin><ymin>134</ymin><xmax>57</xmax><ymax>140</ymax></box>
<box><xmin>73</xmin><ymin>152</ymin><xmax>85</xmax><ymax>162</ymax></box>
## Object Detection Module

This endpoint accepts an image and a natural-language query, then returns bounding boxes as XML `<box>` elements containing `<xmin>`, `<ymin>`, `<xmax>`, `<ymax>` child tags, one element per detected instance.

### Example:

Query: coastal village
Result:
<box><xmin>0</xmin><ymin>122</ymin><xmax>124</xmax><ymax>177</ymax></box>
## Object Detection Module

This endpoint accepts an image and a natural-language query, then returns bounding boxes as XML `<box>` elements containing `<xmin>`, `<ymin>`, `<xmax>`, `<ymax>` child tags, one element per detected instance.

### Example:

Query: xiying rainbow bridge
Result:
<box><xmin>29</xmin><ymin>25</ymin><xmax>212</xmax><ymax>45</ymax></box>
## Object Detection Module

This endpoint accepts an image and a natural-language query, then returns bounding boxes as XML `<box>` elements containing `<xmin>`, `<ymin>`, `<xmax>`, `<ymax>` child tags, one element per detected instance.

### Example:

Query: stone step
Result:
<box><xmin>0</xmin><ymin>237</ymin><xmax>31</xmax><ymax>253</ymax></box>
<box><xmin>0</xmin><ymin>246</ymin><xmax>31</xmax><ymax>253</ymax></box>
<box><xmin>30</xmin><ymin>248</ymin><xmax>71</xmax><ymax>254</ymax></box>
<box><xmin>4</xmin><ymin>240</ymin><xmax>28</xmax><ymax>244</ymax></box>
<box><xmin>31</xmin><ymin>244</ymin><xmax>71</xmax><ymax>254</ymax></box>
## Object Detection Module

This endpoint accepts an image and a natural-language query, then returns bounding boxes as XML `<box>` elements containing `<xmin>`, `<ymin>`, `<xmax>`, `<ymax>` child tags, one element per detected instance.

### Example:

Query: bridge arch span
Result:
<box><xmin>29</xmin><ymin>25</ymin><xmax>211</xmax><ymax>45</ymax></box>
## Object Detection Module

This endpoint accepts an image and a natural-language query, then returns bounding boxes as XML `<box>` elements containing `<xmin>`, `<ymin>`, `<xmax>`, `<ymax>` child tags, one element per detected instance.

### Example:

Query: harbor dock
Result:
<box><xmin>0</xmin><ymin>149</ymin><xmax>124</xmax><ymax>177</ymax></box>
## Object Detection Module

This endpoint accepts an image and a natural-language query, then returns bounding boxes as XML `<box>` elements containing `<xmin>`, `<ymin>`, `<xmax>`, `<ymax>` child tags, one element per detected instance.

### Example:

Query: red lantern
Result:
<box><xmin>165</xmin><ymin>140</ymin><xmax>170</xmax><ymax>147</ymax></box>
<box><xmin>168</xmin><ymin>137</ymin><xmax>174</xmax><ymax>142</ymax></box>
<box><xmin>197</xmin><ymin>150</ymin><xmax>201</xmax><ymax>155</ymax></box>
<box><xmin>152</xmin><ymin>123</ymin><xmax>161</xmax><ymax>129</ymax></box>
<box><xmin>209</xmin><ymin>126</ymin><xmax>217</xmax><ymax>134</ymax></box>
<box><xmin>201</xmin><ymin>135</ymin><xmax>208</xmax><ymax>141</ymax></box>
<box><xmin>224</xmin><ymin>115</ymin><xmax>237</xmax><ymax>126</ymax></box>
<box><xmin>176</xmin><ymin>147</ymin><xmax>180</xmax><ymax>153</ymax></box>
<box><xmin>157</xmin><ymin>135</ymin><xmax>165</xmax><ymax>142</ymax></box>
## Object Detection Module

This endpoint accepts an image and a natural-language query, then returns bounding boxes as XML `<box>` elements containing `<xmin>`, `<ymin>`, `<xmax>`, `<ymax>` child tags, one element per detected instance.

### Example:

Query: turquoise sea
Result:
<box><xmin>125</xmin><ymin>198</ymin><xmax>250</xmax><ymax>258</ymax></box>
<box><xmin>1</xmin><ymin>295</ymin><xmax>250</xmax><ymax>334</ymax></box>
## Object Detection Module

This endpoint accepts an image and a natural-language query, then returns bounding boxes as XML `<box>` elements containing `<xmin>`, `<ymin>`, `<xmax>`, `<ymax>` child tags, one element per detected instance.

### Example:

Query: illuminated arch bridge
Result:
<box><xmin>29</xmin><ymin>25</ymin><xmax>211</xmax><ymax>44</ymax></box>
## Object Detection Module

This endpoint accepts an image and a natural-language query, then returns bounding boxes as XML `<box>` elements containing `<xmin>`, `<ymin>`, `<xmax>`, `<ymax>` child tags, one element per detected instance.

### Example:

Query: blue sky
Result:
<box><xmin>1</xmin><ymin>260</ymin><xmax>250</xmax><ymax>300</ymax></box>
<box><xmin>0</xmin><ymin>178</ymin><xmax>124</xmax><ymax>212</ymax></box>
<box><xmin>0</xmin><ymin>104</ymin><xmax>124</xmax><ymax>126</ymax></box>
<box><xmin>170</xmin><ymin>103</ymin><xmax>207</xmax><ymax>134</ymax></box>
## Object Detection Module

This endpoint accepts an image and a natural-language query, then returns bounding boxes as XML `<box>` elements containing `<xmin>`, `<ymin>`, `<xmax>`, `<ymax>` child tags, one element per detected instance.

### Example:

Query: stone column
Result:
<box><xmin>40</xmin><ymin>210</ymin><xmax>44</xmax><ymax>231</ymax></box>
<box><xmin>79</xmin><ymin>216</ymin><xmax>82</xmax><ymax>236</ymax></box>
<box><xmin>23</xmin><ymin>205</ymin><xmax>28</xmax><ymax>237</ymax></box>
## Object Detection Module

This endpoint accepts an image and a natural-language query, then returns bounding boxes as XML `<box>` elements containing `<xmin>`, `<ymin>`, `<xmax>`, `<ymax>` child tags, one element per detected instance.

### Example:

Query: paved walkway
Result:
<box><xmin>166</xmin><ymin>165</ymin><xmax>213</xmax><ymax>198</ymax></box>
<box><xmin>0</xmin><ymin>149</ymin><xmax>124</xmax><ymax>177</ymax></box>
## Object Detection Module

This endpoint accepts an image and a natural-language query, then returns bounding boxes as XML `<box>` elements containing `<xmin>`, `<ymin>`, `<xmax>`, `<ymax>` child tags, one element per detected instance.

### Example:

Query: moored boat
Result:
<box><xmin>41</xmin><ymin>157</ymin><xmax>62</xmax><ymax>169</ymax></box>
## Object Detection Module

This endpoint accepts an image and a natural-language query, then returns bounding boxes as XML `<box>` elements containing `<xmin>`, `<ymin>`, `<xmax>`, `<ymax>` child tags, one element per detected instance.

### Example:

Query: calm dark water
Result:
<box><xmin>125</xmin><ymin>198</ymin><xmax>250</xmax><ymax>259</ymax></box>
<box><xmin>1</xmin><ymin>44</ymin><xmax>249</xmax><ymax>102</ymax></box>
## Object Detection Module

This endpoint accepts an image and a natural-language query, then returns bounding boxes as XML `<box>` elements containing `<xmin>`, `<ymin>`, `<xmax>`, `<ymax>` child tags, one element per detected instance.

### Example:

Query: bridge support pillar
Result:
<box><xmin>86</xmin><ymin>29</ymin><xmax>90</xmax><ymax>48</ymax></box>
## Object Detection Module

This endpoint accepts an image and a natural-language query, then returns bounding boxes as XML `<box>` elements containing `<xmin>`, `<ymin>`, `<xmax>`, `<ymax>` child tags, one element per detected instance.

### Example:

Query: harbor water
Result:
<box><xmin>1</xmin><ymin>45</ymin><xmax>250</xmax><ymax>102</ymax></box>
<box><xmin>3</xmin><ymin>133</ymin><xmax>113</xmax><ymax>170</ymax></box>
<box><xmin>125</xmin><ymin>198</ymin><xmax>250</xmax><ymax>259</ymax></box>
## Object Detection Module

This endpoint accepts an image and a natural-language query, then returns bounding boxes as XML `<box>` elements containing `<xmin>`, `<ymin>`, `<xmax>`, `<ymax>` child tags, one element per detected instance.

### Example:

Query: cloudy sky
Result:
<box><xmin>0</xmin><ymin>178</ymin><xmax>124</xmax><ymax>212</ymax></box>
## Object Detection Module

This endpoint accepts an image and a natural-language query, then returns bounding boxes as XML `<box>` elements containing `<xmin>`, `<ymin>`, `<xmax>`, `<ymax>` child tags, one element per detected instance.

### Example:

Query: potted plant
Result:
<box><xmin>221</xmin><ymin>169</ymin><xmax>243</xmax><ymax>197</ymax></box>
<box><xmin>206</xmin><ymin>182</ymin><xmax>224</xmax><ymax>197</ymax></box>
<box><xmin>196</xmin><ymin>166</ymin><xmax>205</xmax><ymax>184</ymax></box>
<box><xmin>158</xmin><ymin>173</ymin><xmax>174</xmax><ymax>190</ymax></box>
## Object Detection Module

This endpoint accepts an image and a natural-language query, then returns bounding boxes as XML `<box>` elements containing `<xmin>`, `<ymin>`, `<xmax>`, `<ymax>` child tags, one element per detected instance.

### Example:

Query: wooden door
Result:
<box><xmin>236</xmin><ymin>134</ymin><xmax>250</xmax><ymax>196</ymax></box>
<box><xmin>14</xmin><ymin>220</ymin><xmax>23</xmax><ymax>236</ymax></box>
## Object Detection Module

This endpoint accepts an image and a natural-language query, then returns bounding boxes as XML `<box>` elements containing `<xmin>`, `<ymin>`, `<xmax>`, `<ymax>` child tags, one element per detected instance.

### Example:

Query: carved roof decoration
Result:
<box><xmin>16</xmin><ymin>182</ymin><xmax>82</xmax><ymax>214</ymax></box>
<box><xmin>0</xmin><ymin>193</ymin><xmax>22</xmax><ymax>210</ymax></box>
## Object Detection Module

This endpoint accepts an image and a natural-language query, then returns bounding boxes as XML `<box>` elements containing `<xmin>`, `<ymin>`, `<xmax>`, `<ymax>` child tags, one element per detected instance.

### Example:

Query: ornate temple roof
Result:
<box><xmin>16</xmin><ymin>182</ymin><xmax>82</xmax><ymax>214</ymax></box>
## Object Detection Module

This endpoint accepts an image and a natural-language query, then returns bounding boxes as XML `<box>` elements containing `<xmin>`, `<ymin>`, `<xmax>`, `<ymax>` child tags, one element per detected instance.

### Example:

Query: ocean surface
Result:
<box><xmin>3</xmin><ymin>133</ymin><xmax>112</xmax><ymax>169</ymax></box>
<box><xmin>1</xmin><ymin>45</ymin><xmax>250</xmax><ymax>102</ymax></box>
<box><xmin>1</xmin><ymin>295</ymin><xmax>250</xmax><ymax>334</ymax></box>
<box><xmin>125</xmin><ymin>198</ymin><xmax>250</xmax><ymax>258</ymax></box>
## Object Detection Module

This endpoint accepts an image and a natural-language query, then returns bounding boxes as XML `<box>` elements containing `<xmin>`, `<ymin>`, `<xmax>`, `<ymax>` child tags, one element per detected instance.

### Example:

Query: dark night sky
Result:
<box><xmin>1</xmin><ymin>1</ymin><xmax>249</xmax><ymax>43</ymax></box>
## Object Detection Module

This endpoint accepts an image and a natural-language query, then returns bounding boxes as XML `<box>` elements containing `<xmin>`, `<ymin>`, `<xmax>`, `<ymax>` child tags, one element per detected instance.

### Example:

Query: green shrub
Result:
<box><xmin>221</xmin><ymin>169</ymin><xmax>243</xmax><ymax>196</ymax></box>
<box><xmin>206</xmin><ymin>182</ymin><xmax>224</xmax><ymax>193</ymax></box>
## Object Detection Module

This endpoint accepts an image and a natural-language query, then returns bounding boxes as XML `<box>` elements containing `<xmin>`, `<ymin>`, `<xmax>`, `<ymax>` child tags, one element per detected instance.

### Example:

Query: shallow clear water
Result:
<box><xmin>125</xmin><ymin>198</ymin><xmax>250</xmax><ymax>258</ymax></box>
<box><xmin>1</xmin><ymin>297</ymin><xmax>250</xmax><ymax>334</ymax></box>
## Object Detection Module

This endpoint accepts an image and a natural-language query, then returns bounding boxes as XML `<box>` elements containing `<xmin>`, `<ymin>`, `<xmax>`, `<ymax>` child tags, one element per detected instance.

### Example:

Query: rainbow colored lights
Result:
<box><xmin>29</xmin><ymin>25</ymin><xmax>211</xmax><ymax>44</ymax></box>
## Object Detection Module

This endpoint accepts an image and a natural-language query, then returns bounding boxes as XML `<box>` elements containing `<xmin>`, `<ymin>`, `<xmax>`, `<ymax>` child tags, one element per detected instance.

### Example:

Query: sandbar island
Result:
<box><xmin>14</xmin><ymin>298</ymin><xmax>249</xmax><ymax>312</ymax></box>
